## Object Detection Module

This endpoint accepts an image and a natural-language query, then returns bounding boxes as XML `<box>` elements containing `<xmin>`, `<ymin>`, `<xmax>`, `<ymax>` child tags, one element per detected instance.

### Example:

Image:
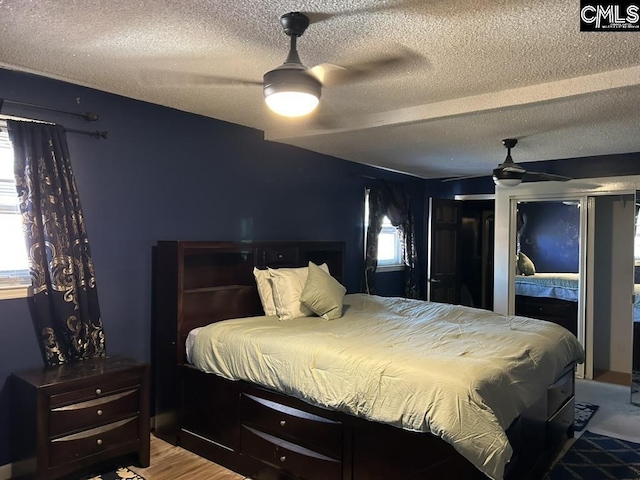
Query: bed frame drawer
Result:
<box><xmin>240</xmin><ymin>393</ymin><xmax>342</xmax><ymax>459</ymax></box>
<box><xmin>547</xmin><ymin>370</ymin><xmax>573</xmax><ymax>417</ymax></box>
<box><xmin>241</xmin><ymin>425</ymin><xmax>341</xmax><ymax>480</ymax></box>
<box><xmin>547</xmin><ymin>397</ymin><xmax>574</xmax><ymax>449</ymax></box>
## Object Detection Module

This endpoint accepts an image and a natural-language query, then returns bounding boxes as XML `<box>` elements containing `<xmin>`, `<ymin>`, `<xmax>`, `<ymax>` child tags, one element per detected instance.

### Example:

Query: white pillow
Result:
<box><xmin>268</xmin><ymin>263</ymin><xmax>329</xmax><ymax>321</ymax></box>
<box><xmin>253</xmin><ymin>267</ymin><xmax>277</xmax><ymax>316</ymax></box>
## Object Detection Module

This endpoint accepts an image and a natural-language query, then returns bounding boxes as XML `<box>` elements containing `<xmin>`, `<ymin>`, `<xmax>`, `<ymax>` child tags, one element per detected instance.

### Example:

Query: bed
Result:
<box><xmin>153</xmin><ymin>241</ymin><xmax>584</xmax><ymax>480</ymax></box>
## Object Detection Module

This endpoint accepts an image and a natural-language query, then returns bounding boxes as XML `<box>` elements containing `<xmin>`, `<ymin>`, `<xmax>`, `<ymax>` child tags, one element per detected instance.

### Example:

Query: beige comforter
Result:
<box><xmin>190</xmin><ymin>294</ymin><xmax>584</xmax><ymax>480</ymax></box>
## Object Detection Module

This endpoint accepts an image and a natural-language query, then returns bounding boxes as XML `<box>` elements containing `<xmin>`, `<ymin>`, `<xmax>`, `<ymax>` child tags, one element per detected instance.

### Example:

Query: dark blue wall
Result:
<box><xmin>0</xmin><ymin>68</ymin><xmax>425</xmax><ymax>466</ymax></box>
<box><xmin>518</xmin><ymin>202</ymin><xmax>580</xmax><ymax>273</ymax></box>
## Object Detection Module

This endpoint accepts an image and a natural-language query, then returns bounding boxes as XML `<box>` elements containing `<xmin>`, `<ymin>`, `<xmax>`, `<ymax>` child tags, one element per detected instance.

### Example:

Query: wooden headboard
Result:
<box><xmin>153</xmin><ymin>241</ymin><xmax>345</xmax><ymax>435</ymax></box>
<box><xmin>154</xmin><ymin>241</ymin><xmax>345</xmax><ymax>367</ymax></box>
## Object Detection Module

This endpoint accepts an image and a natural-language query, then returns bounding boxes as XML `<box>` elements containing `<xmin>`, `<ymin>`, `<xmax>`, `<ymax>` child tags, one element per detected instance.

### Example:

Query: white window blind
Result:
<box><xmin>0</xmin><ymin>124</ymin><xmax>31</xmax><ymax>294</ymax></box>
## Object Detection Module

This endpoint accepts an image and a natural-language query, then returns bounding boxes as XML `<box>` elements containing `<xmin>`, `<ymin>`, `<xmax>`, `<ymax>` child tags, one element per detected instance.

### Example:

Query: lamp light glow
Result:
<box><xmin>265</xmin><ymin>91</ymin><xmax>319</xmax><ymax>117</ymax></box>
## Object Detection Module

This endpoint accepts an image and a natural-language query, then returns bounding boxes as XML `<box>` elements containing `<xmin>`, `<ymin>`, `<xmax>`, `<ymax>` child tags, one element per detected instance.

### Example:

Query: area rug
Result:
<box><xmin>546</xmin><ymin>430</ymin><xmax>640</xmax><ymax>479</ymax></box>
<box><xmin>84</xmin><ymin>467</ymin><xmax>145</xmax><ymax>480</ymax></box>
<box><xmin>574</xmin><ymin>401</ymin><xmax>599</xmax><ymax>432</ymax></box>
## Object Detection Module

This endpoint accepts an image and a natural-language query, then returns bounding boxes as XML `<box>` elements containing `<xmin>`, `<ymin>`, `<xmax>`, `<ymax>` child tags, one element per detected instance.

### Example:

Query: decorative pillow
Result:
<box><xmin>253</xmin><ymin>267</ymin><xmax>277</xmax><ymax>316</ymax></box>
<box><xmin>268</xmin><ymin>263</ymin><xmax>329</xmax><ymax>321</ymax></box>
<box><xmin>517</xmin><ymin>252</ymin><xmax>536</xmax><ymax>276</ymax></box>
<box><xmin>300</xmin><ymin>262</ymin><xmax>346</xmax><ymax>320</ymax></box>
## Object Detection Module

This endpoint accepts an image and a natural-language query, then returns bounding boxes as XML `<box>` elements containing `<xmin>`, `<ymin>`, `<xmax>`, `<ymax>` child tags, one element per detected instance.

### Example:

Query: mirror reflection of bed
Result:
<box><xmin>514</xmin><ymin>200</ymin><xmax>580</xmax><ymax>337</ymax></box>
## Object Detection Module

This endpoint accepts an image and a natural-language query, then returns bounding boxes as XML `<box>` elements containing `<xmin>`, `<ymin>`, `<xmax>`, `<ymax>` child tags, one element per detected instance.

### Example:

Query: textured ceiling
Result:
<box><xmin>0</xmin><ymin>0</ymin><xmax>639</xmax><ymax>179</ymax></box>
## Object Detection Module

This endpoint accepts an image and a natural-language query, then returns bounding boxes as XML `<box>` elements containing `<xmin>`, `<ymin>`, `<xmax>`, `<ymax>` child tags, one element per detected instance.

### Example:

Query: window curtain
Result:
<box><xmin>8</xmin><ymin>120</ymin><xmax>105</xmax><ymax>366</ymax></box>
<box><xmin>364</xmin><ymin>181</ymin><xmax>419</xmax><ymax>298</ymax></box>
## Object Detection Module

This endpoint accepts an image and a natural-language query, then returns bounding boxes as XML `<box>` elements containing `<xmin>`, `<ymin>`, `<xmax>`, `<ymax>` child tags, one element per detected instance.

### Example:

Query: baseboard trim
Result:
<box><xmin>0</xmin><ymin>462</ymin><xmax>11</xmax><ymax>480</ymax></box>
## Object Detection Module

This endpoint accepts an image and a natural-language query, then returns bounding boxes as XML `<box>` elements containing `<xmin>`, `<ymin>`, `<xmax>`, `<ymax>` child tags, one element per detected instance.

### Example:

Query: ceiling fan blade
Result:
<box><xmin>312</xmin><ymin>49</ymin><xmax>423</xmax><ymax>86</ymax></box>
<box><xmin>523</xmin><ymin>171</ymin><xmax>572</xmax><ymax>182</ymax></box>
<box><xmin>501</xmin><ymin>165</ymin><xmax>527</xmax><ymax>174</ymax></box>
<box><xmin>441</xmin><ymin>174</ymin><xmax>489</xmax><ymax>183</ymax></box>
<box><xmin>142</xmin><ymin>70</ymin><xmax>262</xmax><ymax>88</ymax></box>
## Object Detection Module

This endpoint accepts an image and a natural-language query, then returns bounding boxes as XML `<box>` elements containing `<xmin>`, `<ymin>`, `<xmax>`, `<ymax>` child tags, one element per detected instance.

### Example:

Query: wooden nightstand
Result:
<box><xmin>10</xmin><ymin>356</ymin><xmax>150</xmax><ymax>480</ymax></box>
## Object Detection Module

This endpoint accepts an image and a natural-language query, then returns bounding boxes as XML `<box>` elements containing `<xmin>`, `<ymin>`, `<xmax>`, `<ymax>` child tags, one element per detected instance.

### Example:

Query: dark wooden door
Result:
<box><xmin>427</xmin><ymin>198</ymin><xmax>462</xmax><ymax>304</ymax></box>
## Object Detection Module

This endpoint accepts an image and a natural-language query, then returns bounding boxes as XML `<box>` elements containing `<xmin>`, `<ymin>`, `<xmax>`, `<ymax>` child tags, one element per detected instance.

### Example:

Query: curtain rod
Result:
<box><xmin>0</xmin><ymin>116</ymin><xmax>108</xmax><ymax>140</ymax></box>
<box><xmin>1</xmin><ymin>98</ymin><xmax>99</xmax><ymax>122</ymax></box>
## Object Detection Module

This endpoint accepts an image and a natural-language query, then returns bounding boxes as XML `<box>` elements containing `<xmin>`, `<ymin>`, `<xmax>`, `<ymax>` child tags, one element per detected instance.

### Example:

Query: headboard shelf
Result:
<box><xmin>184</xmin><ymin>284</ymin><xmax>251</xmax><ymax>294</ymax></box>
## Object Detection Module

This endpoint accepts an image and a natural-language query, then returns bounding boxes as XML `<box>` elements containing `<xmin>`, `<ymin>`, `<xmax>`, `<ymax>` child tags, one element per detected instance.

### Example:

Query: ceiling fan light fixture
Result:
<box><xmin>493</xmin><ymin>176</ymin><xmax>523</xmax><ymax>188</ymax></box>
<box><xmin>493</xmin><ymin>138</ymin><xmax>523</xmax><ymax>187</ymax></box>
<box><xmin>263</xmin><ymin>65</ymin><xmax>321</xmax><ymax>117</ymax></box>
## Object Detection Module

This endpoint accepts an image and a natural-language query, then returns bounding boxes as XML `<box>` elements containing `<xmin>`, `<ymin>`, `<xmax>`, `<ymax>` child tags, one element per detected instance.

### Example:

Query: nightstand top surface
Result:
<box><xmin>12</xmin><ymin>355</ymin><xmax>146</xmax><ymax>388</ymax></box>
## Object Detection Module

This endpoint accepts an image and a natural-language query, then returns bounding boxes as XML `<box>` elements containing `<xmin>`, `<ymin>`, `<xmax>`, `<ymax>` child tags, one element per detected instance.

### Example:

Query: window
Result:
<box><xmin>364</xmin><ymin>189</ymin><xmax>403</xmax><ymax>271</ymax></box>
<box><xmin>0</xmin><ymin>125</ymin><xmax>30</xmax><ymax>299</ymax></box>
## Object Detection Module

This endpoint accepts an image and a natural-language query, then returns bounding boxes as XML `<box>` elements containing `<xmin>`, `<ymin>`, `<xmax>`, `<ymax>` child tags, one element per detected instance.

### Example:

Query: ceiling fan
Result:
<box><xmin>443</xmin><ymin>139</ymin><xmax>572</xmax><ymax>187</ymax></box>
<box><xmin>146</xmin><ymin>11</ymin><xmax>420</xmax><ymax>118</ymax></box>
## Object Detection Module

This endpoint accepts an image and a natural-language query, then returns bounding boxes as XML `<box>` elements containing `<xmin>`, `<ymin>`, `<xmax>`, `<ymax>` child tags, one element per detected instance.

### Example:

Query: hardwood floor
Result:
<box><xmin>128</xmin><ymin>434</ymin><xmax>246</xmax><ymax>480</ymax></box>
<box><xmin>593</xmin><ymin>369</ymin><xmax>631</xmax><ymax>386</ymax></box>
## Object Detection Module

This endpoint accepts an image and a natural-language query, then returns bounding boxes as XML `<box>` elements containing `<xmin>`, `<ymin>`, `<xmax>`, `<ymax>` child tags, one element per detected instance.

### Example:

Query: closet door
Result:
<box><xmin>427</xmin><ymin>199</ymin><xmax>462</xmax><ymax>304</ymax></box>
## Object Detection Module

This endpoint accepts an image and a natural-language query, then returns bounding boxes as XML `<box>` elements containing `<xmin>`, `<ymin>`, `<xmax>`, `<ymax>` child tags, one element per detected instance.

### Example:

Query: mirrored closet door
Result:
<box><xmin>632</xmin><ymin>191</ymin><xmax>640</xmax><ymax>405</ymax></box>
<box><xmin>512</xmin><ymin>199</ymin><xmax>581</xmax><ymax>339</ymax></box>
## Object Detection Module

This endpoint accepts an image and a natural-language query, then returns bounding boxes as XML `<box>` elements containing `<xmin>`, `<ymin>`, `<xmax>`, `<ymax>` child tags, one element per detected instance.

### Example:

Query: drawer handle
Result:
<box><xmin>96</xmin><ymin>439</ymin><xmax>103</xmax><ymax>446</ymax></box>
<box><xmin>279</xmin><ymin>420</ymin><xmax>286</xmax><ymax>427</ymax></box>
<box><xmin>95</xmin><ymin>388</ymin><xmax>102</xmax><ymax>395</ymax></box>
<box><xmin>280</xmin><ymin>455</ymin><xmax>286</xmax><ymax>462</ymax></box>
<box><xmin>97</xmin><ymin>409</ymin><xmax>103</xmax><ymax>416</ymax></box>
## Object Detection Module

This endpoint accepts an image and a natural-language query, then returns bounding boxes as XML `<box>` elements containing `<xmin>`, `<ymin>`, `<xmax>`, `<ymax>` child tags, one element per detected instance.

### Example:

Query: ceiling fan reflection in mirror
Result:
<box><xmin>443</xmin><ymin>139</ymin><xmax>572</xmax><ymax>187</ymax></box>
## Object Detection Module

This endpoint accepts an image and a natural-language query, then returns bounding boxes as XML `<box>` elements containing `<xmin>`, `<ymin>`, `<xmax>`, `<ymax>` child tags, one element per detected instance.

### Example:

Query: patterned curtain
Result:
<box><xmin>364</xmin><ymin>189</ymin><xmax>384</xmax><ymax>294</ymax></box>
<box><xmin>8</xmin><ymin>120</ymin><xmax>105</xmax><ymax>366</ymax></box>
<box><xmin>363</xmin><ymin>182</ymin><xmax>420</xmax><ymax>298</ymax></box>
<box><xmin>380</xmin><ymin>182</ymin><xmax>419</xmax><ymax>299</ymax></box>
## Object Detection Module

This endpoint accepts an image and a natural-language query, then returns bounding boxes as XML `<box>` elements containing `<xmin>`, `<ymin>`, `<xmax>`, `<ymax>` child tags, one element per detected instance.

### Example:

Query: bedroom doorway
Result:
<box><xmin>427</xmin><ymin>196</ymin><xmax>494</xmax><ymax>310</ymax></box>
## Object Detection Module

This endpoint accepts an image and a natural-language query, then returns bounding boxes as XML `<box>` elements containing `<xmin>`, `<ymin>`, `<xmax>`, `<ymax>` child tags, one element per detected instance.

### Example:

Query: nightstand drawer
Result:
<box><xmin>50</xmin><ymin>389</ymin><xmax>139</xmax><ymax>436</ymax></box>
<box><xmin>49</xmin><ymin>417</ymin><xmax>139</xmax><ymax>467</ymax></box>
<box><xmin>240</xmin><ymin>393</ymin><xmax>342</xmax><ymax>458</ymax></box>
<box><xmin>241</xmin><ymin>425</ymin><xmax>341</xmax><ymax>480</ymax></box>
<box><xmin>547</xmin><ymin>370</ymin><xmax>573</xmax><ymax>417</ymax></box>
<box><xmin>50</xmin><ymin>375</ymin><xmax>140</xmax><ymax>407</ymax></box>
